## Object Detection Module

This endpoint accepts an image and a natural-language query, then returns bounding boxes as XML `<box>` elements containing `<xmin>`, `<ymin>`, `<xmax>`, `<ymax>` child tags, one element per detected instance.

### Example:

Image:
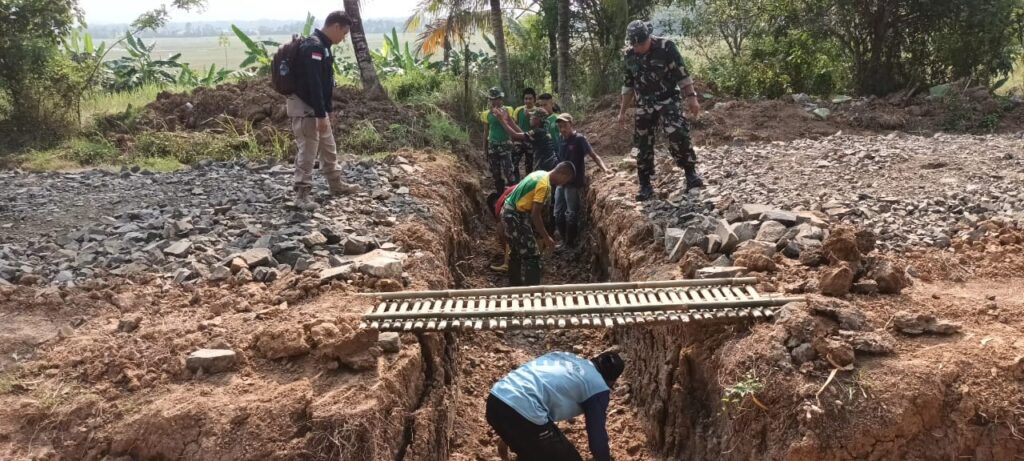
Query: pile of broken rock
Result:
<box><xmin>663</xmin><ymin>202</ymin><xmax>910</xmax><ymax>297</ymax></box>
<box><xmin>0</xmin><ymin>155</ymin><xmax>428</xmax><ymax>288</ymax></box>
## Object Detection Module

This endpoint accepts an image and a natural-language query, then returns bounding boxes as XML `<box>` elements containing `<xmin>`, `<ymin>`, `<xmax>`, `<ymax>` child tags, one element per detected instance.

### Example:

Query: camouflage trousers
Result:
<box><xmin>501</xmin><ymin>208</ymin><xmax>541</xmax><ymax>285</ymax></box>
<box><xmin>512</xmin><ymin>142</ymin><xmax>533</xmax><ymax>177</ymax></box>
<box><xmin>633</xmin><ymin>97</ymin><xmax>698</xmax><ymax>178</ymax></box>
<box><xmin>488</xmin><ymin>141</ymin><xmax>517</xmax><ymax>194</ymax></box>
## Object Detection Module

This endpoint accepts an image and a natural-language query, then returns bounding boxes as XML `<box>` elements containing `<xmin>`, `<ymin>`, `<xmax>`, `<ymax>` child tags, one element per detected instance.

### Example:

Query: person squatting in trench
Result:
<box><xmin>487</xmin><ymin>350</ymin><xmax>626</xmax><ymax>461</ymax></box>
<box><xmin>618</xmin><ymin>19</ymin><xmax>704</xmax><ymax>202</ymax></box>
<box><xmin>500</xmin><ymin>163</ymin><xmax>576</xmax><ymax>286</ymax></box>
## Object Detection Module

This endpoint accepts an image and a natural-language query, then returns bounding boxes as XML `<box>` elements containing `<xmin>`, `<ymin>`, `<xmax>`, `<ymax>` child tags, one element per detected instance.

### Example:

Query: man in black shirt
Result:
<box><xmin>491</xmin><ymin>107</ymin><xmax>560</xmax><ymax>172</ymax></box>
<box><xmin>286</xmin><ymin>11</ymin><xmax>352</xmax><ymax>211</ymax></box>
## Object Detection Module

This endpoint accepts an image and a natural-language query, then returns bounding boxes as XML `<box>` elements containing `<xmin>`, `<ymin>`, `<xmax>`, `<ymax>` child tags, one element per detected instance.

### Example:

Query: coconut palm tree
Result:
<box><xmin>408</xmin><ymin>0</ymin><xmax>519</xmax><ymax>93</ymax></box>
<box><xmin>556</xmin><ymin>0</ymin><xmax>573</xmax><ymax>111</ymax></box>
<box><xmin>408</xmin><ymin>1</ymin><xmax>492</xmax><ymax>120</ymax></box>
<box><xmin>343</xmin><ymin>0</ymin><xmax>387</xmax><ymax>99</ymax></box>
<box><xmin>489</xmin><ymin>0</ymin><xmax>512</xmax><ymax>94</ymax></box>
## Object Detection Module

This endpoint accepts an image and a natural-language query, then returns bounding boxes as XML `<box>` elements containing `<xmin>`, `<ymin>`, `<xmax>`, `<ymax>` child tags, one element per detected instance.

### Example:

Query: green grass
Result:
<box><xmin>130</xmin><ymin>156</ymin><xmax>184</xmax><ymax>172</ymax></box>
<box><xmin>82</xmin><ymin>84</ymin><xmax>192</xmax><ymax>124</ymax></box>
<box><xmin>999</xmin><ymin>60</ymin><xmax>1024</xmax><ymax>95</ymax></box>
<box><xmin>19</xmin><ymin>149</ymin><xmax>82</xmax><ymax>171</ymax></box>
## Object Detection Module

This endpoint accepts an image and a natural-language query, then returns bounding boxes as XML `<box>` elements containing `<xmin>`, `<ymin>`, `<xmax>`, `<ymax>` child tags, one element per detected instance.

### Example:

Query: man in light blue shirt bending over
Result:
<box><xmin>487</xmin><ymin>350</ymin><xmax>625</xmax><ymax>461</ymax></box>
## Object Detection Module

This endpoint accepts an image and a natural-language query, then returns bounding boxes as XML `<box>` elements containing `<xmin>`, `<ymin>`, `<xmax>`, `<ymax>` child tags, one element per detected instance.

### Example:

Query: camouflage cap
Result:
<box><xmin>626</xmin><ymin>20</ymin><xmax>652</xmax><ymax>45</ymax></box>
<box><xmin>530</xmin><ymin>108</ymin><xmax>549</xmax><ymax>118</ymax></box>
<box><xmin>487</xmin><ymin>87</ymin><xmax>505</xmax><ymax>99</ymax></box>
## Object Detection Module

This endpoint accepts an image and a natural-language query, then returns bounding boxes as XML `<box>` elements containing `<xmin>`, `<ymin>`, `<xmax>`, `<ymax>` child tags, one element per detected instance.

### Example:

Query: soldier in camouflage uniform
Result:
<box><xmin>500</xmin><ymin>162</ymin><xmax>576</xmax><ymax>286</ymax></box>
<box><xmin>482</xmin><ymin>87</ymin><xmax>518</xmax><ymax>194</ymax></box>
<box><xmin>618</xmin><ymin>20</ymin><xmax>704</xmax><ymax>201</ymax></box>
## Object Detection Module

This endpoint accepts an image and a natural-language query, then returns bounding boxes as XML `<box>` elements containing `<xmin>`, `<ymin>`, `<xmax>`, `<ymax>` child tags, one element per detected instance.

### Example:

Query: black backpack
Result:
<box><xmin>271</xmin><ymin>34</ymin><xmax>309</xmax><ymax>96</ymax></box>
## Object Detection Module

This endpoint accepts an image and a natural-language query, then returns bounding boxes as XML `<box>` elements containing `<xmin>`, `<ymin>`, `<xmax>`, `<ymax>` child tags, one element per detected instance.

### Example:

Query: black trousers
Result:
<box><xmin>485</xmin><ymin>394</ymin><xmax>583</xmax><ymax>461</ymax></box>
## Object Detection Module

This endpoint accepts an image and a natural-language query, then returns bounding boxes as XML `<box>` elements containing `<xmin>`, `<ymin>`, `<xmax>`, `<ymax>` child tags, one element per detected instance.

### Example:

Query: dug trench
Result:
<box><xmin>2</xmin><ymin>145</ymin><xmax>1022</xmax><ymax>460</ymax></box>
<box><xmin>420</xmin><ymin>140</ymin><xmax>1024</xmax><ymax>460</ymax></box>
<box><xmin>3</xmin><ymin>99</ymin><xmax>1023</xmax><ymax>459</ymax></box>
<box><xmin>377</xmin><ymin>145</ymin><xmax>1024</xmax><ymax>460</ymax></box>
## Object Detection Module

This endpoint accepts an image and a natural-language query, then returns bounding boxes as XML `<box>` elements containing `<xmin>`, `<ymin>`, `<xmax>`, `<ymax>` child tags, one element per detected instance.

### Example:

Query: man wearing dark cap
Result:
<box><xmin>481</xmin><ymin>87</ymin><xmax>517</xmax><ymax>194</ymax></box>
<box><xmin>486</xmin><ymin>350</ymin><xmax>625</xmax><ymax>461</ymax></box>
<box><xmin>618</xmin><ymin>19</ymin><xmax>704</xmax><ymax>202</ymax></box>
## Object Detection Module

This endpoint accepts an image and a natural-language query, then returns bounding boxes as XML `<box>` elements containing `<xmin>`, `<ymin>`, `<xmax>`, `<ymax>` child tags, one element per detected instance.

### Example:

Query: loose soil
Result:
<box><xmin>3</xmin><ymin>83</ymin><xmax>1024</xmax><ymax>461</ymax></box>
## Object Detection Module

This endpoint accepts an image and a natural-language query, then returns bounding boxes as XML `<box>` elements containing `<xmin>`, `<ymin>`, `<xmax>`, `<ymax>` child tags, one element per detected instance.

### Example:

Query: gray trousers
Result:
<box><xmin>286</xmin><ymin>96</ymin><xmax>341</xmax><ymax>190</ymax></box>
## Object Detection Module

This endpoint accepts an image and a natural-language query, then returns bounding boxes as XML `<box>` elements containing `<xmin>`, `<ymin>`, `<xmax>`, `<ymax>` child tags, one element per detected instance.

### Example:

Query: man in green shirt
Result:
<box><xmin>481</xmin><ymin>87</ymin><xmax>517</xmax><ymax>194</ymax></box>
<box><xmin>512</xmin><ymin>87</ymin><xmax>538</xmax><ymax>174</ymax></box>
<box><xmin>502</xmin><ymin>162</ymin><xmax>576</xmax><ymax>286</ymax></box>
<box><xmin>538</xmin><ymin>93</ymin><xmax>562</xmax><ymax>150</ymax></box>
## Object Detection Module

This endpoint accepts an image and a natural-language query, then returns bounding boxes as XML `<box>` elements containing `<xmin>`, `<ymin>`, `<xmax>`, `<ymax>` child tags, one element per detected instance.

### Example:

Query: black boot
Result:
<box><xmin>636</xmin><ymin>171</ymin><xmax>655</xmax><ymax>201</ymax></box>
<box><xmin>508</xmin><ymin>254</ymin><xmax>523</xmax><ymax>286</ymax></box>
<box><xmin>524</xmin><ymin>260</ymin><xmax>542</xmax><ymax>286</ymax></box>
<box><xmin>683</xmin><ymin>164</ymin><xmax>705</xmax><ymax>191</ymax></box>
<box><xmin>556</xmin><ymin>219</ymin><xmax>567</xmax><ymax>242</ymax></box>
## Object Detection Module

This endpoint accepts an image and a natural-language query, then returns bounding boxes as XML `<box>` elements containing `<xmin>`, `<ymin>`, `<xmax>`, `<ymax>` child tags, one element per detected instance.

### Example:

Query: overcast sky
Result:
<box><xmin>80</xmin><ymin>0</ymin><xmax>419</xmax><ymax>24</ymax></box>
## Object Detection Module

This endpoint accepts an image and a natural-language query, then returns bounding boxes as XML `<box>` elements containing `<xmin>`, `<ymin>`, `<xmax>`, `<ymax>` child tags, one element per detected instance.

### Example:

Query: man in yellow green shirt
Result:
<box><xmin>481</xmin><ymin>87</ymin><xmax>517</xmax><ymax>194</ymax></box>
<box><xmin>502</xmin><ymin>162</ymin><xmax>576</xmax><ymax>286</ymax></box>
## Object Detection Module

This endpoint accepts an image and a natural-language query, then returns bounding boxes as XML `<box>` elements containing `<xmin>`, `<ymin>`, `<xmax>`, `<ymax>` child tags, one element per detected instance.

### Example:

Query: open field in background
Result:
<box><xmin>100</xmin><ymin>32</ymin><xmax>486</xmax><ymax>70</ymax></box>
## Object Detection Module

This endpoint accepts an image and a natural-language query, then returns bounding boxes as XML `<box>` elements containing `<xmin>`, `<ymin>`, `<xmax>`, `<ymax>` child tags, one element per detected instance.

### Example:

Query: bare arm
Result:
<box><xmin>493</xmin><ymin>108</ymin><xmax>528</xmax><ymax>142</ymax></box>
<box><xmin>588</xmin><ymin>149</ymin><xmax>610</xmax><ymax>173</ymax></box>
<box><xmin>531</xmin><ymin>205</ymin><xmax>555</xmax><ymax>247</ymax></box>
<box><xmin>617</xmin><ymin>92</ymin><xmax>634</xmax><ymax>127</ymax></box>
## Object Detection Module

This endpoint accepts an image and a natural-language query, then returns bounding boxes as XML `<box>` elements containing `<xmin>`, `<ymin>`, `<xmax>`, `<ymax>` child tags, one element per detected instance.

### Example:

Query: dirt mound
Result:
<box><xmin>95</xmin><ymin>80</ymin><xmax>435</xmax><ymax>156</ymax></box>
<box><xmin>581</xmin><ymin>86</ymin><xmax>1024</xmax><ymax>156</ymax></box>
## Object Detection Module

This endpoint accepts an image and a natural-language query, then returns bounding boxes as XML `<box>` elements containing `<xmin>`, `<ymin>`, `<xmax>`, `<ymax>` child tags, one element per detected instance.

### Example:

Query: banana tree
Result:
<box><xmin>232</xmin><ymin>25</ymin><xmax>279</xmax><ymax>75</ymax></box>
<box><xmin>178</xmin><ymin>63</ymin><xmax>234</xmax><ymax>87</ymax></box>
<box><xmin>104</xmin><ymin>31</ymin><xmax>183</xmax><ymax>92</ymax></box>
<box><xmin>371</xmin><ymin>28</ymin><xmax>434</xmax><ymax>75</ymax></box>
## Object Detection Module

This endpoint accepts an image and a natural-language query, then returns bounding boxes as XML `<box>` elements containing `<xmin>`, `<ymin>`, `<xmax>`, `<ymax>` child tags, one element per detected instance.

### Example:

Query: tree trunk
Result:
<box><xmin>557</xmin><ymin>0</ymin><xmax>574</xmax><ymax>111</ymax></box>
<box><xmin>343</xmin><ymin>0</ymin><xmax>387</xmax><ymax>99</ymax></box>
<box><xmin>443</xmin><ymin>11</ymin><xmax>454</xmax><ymax>66</ymax></box>
<box><xmin>544</xmin><ymin>0</ymin><xmax>558</xmax><ymax>86</ymax></box>
<box><xmin>489</xmin><ymin>0</ymin><xmax>512</xmax><ymax>93</ymax></box>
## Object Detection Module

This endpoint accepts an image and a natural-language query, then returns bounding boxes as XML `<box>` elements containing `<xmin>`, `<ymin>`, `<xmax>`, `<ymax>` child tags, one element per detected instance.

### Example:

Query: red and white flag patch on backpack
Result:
<box><xmin>311</xmin><ymin>52</ymin><xmax>323</xmax><ymax>61</ymax></box>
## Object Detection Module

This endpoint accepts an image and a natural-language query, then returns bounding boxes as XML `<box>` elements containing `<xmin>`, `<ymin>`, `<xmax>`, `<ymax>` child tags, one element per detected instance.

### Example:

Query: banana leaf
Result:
<box><xmin>232</xmin><ymin>25</ymin><xmax>260</xmax><ymax>54</ymax></box>
<box><xmin>303</xmin><ymin>12</ymin><xmax>315</xmax><ymax>36</ymax></box>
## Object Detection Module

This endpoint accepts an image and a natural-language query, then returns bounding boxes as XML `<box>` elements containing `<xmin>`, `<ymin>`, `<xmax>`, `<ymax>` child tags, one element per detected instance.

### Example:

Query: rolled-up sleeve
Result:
<box><xmin>665</xmin><ymin>40</ymin><xmax>693</xmax><ymax>89</ymax></box>
<box><xmin>622</xmin><ymin>55</ymin><xmax>635</xmax><ymax>95</ymax></box>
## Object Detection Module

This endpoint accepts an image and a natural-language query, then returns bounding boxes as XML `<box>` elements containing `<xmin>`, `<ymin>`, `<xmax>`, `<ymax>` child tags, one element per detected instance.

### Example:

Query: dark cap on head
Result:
<box><xmin>487</xmin><ymin>87</ymin><xmax>505</xmax><ymax>100</ymax></box>
<box><xmin>591</xmin><ymin>351</ymin><xmax>625</xmax><ymax>385</ymax></box>
<box><xmin>626</xmin><ymin>20</ymin><xmax>653</xmax><ymax>45</ymax></box>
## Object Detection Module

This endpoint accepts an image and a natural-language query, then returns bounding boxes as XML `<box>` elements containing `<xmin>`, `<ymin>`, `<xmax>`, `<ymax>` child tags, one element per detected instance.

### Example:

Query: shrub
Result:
<box><xmin>383</xmin><ymin>69</ymin><xmax>443</xmax><ymax>102</ymax></box>
<box><xmin>133</xmin><ymin>131</ymin><xmax>245</xmax><ymax>164</ymax></box>
<box><xmin>343</xmin><ymin>120</ymin><xmax>386</xmax><ymax>154</ymax></box>
<box><xmin>425</xmin><ymin>113</ymin><xmax>469</xmax><ymax>150</ymax></box>
<box><xmin>65</xmin><ymin>137</ymin><xmax>120</xmax><ymax>165</ymax></box>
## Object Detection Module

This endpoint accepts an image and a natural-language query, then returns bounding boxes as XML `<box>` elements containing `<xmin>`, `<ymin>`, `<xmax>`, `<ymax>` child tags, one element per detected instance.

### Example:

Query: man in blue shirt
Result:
<box><xmin>487</xmin><ymin>351</ymin><xmax>625</xmax><ymax>461</ymax></box>
<box><xmin>554</xmin><ymin>113</ymin><xmax>609</xmax><ymax>249</ymax></box>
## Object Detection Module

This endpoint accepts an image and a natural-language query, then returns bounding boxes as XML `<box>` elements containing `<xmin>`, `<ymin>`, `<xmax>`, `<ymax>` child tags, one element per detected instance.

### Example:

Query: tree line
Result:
<box><xmin>2</xmin><ymin>0</ymin><xmax>1022</xmax><ymax>151</ymax></box>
